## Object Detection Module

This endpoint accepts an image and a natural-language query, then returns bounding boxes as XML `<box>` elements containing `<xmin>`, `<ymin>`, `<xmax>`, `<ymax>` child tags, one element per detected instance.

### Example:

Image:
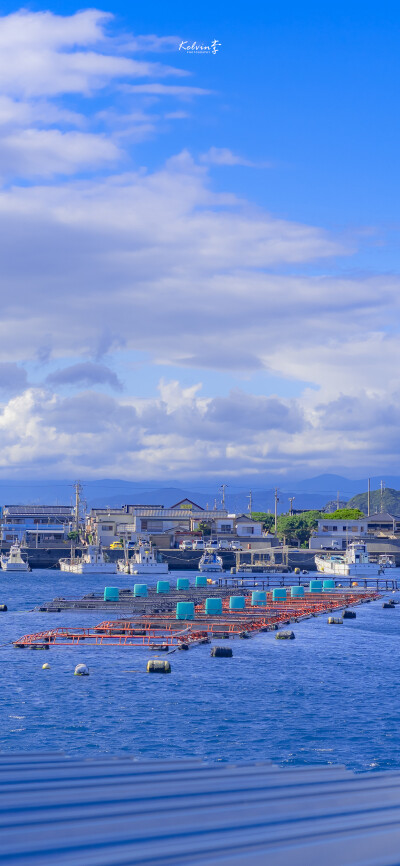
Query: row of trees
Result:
<box><xmin>251</xmin><ymin>508</ymin><xmax>364</xmax><ymax>547</ymax></box>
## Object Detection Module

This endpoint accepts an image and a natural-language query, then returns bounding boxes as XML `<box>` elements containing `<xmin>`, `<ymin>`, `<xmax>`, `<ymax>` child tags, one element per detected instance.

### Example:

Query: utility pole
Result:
<box><xmin>380</xmin><ymin>480</ymin><xmax>385</xmax><ymax>513</ymax></box>
<box><xmin>289</xmin><ymin>496</ymin><xmax>295</xmax><ymax>516</ymax></box>
<box><xmin>220</xmin><ymin>484</ymin><xmax>227</xmax><ymax>510</ymax></box>
<box><xmin>367</xmin><ymin>477</ymin><xmax>371</xmax><ymax>517</ymax></box>
<box><xmin>74</xmin><ymin>481</ymin><xmax>83</xmax><ymax>534</ymax></box>
<box><xmin>247</xmin><ymin>491</ymin><xmax>252</xmax><ymax>514</ymax></box>
<box><xmin>274</xmin><ymin>488</ymin><xmax>279</xmax><ymax>531</ymax></box>
<box><xmin>336</xmin><ymin>490</ymin><xmax>340</xmax><ymax>511</ymax></box>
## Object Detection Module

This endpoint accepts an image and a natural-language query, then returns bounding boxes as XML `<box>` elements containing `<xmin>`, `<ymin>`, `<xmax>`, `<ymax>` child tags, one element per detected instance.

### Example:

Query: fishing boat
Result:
<box><xmin>128</xmin><ymin>543</ymin><xmax>168</xmax><ymax>575</ymax></box>
<box><xmin>59</xmin><ymin>544</ymin><xmax>117</xmax><ymax>574</ymax></box>
<box><xmin>0</xmin><ymin>542</ymin><xmax>29</xmax><ymax>572</ymax></box>
<box><xmin>315</xmin><ymin>541</ymin><xmax>400</xmax><ymax>577</ymax></box>
<box><xmin>199</xmin><ymin>551</ymin><xmax>223</xmax><ymax>573</ymax></box>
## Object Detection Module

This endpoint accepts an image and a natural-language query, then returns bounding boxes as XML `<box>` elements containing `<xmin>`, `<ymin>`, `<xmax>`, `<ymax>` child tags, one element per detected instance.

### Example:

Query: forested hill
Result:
<box><xmin>347</xmin><ymin>487</ymin><xmax>400</xmax><ymax>515</ymax></box>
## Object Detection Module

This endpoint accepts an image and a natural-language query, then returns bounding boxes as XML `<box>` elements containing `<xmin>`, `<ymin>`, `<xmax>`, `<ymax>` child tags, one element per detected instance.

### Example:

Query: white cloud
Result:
<box><xmin>0</xmin><ymin>151</ymin><xmax>349</xmax><ymax>371</ymax></box>
<box><xmin>0</xmin><ymin>379</ymin><xmax>396</xmax><ymax>479</ymax></box>
<box><xmin>200</xmin><ymin>147</ymin><xmax>269</xmax><ymax>168</ymax></box>
<box><xmin>0</xmin><ymin>96</ymin><xmax>84</xmax><ymax>128</ymax></box>
<box><xmin>0</xmin><ymin>10</ymin><xmax>206</xmax><ymax>180</ymax></box>
<box><xmin>0</xmin><ymin>128</ymin><xmax>120</xmax><ymax>177</ymax></box>
<box><xmin>123</xmin><ymin>83</ymin><xmax>211</xmax><ymax>98</ymax></box>
<box><xmin>0</xmin><ymin>10</ymin><xmax>186</xmax><ymax>98</ymax></box>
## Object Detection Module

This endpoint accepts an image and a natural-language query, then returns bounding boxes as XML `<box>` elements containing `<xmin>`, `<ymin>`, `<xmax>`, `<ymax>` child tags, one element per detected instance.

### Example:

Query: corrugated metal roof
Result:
<box><xmin>133</xmin><ymin>509</ymin><xmax>228</xmax><ymax>518</ymax></box>
<box><xmin>3</xmin><ymin>505</ymin><xmax>73</xmax><ymax>515</ymax></box>
<box><xmin>1</xmin><ymin>753</ymin><xmax>400</xmax><ymax>864</ymax></box>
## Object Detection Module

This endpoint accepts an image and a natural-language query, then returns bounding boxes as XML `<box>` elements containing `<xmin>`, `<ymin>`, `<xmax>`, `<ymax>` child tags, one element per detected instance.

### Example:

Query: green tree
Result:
<box><xmin>67</xmin><ymin>530</ymin><xmax>80</xmax><ymax>541</ymax></box>
<box><xmin>276</xmin><ymin>511</ymin><xmax>321</xmax><ymax>547</ymax></box>
<box><xmin>251</xmin><ymin>512</ymin><xmax>275</xmax><ymax>533</ymax></box>
<box><xmin>198</xmin><ymin>520</ymin><xmax>212</xmax><ymax>536</ymax></box>
<box><xmin>322</xmin><ymin>509</ymin><xmax>364</xmax><ymax>520</ymax></box>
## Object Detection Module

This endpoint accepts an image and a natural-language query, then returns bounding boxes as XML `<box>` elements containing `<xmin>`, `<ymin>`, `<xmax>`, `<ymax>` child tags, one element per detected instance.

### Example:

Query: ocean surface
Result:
<box><xmin>0</xmin><ymin>569</ymin><xmax>399</xmax><ymax>771</ymax></box>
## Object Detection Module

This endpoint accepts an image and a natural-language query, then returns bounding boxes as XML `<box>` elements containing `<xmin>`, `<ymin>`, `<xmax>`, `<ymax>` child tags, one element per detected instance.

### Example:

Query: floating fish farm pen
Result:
<box><xmin>15</xmin><ymin>586</ymin><xmax>381</xmax><ymax>650</ymax></box>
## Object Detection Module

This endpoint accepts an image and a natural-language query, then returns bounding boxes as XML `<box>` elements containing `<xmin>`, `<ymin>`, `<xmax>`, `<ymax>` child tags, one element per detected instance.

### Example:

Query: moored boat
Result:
<box><xmin>1</xmin><ymin>542</ymin><xmax>29</xmax><ymax>572</ymax></box>
<box><xmin>59</xmin><ymin>544</ymin><xmax>117</xmax><ymax>574</ymax></box>
<box><xmin>128</xmin><ymin>543</ymin><xmax>168</xmax><ymax>575</ymax></box>
<box><xmin>315</xmin><ymin>541</ymin><xmax>400</xmax><ymax>577</ymax></box>
<box><xmin>199</xmin><ymin>551</ymin><xmax>223</xmax><ymax>573</ymax></box>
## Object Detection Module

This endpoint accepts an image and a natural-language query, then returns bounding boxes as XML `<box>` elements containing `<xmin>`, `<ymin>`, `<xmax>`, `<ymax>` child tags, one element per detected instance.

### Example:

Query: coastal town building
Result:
<box><xmin>0</xmin><ymin>505</ymin><xmax>75</xmax><ymax>545</ymax></box>
<box><xmin>309</xmin><ymin>512</ymin><xmax>400</xmax><ymax>550</ymax></box>
<box><xmin>87</xmin><ymin>501</ymin><xmax>264</xmax><ymax>548</ymax></box>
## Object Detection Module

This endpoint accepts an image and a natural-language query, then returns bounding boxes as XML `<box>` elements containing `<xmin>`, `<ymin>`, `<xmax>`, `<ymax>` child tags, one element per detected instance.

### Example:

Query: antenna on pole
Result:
<box><xmin>73</xmin><ymin>481</ymin><xmax>83</xmax><ymax>534</ymax></box>
<box><xmin>289</xmin><ymin>496</ymin><xmax>295</xmax><ymax>516</ymax></box>
<box><xmin>274</xmin><ymin>488</ymin><xmax>279</xmax><ymax>531</ymax></box>
<box><xmin>220</xmin><ymin>484</ymin><xmax>228</xmax><ymax>510</ymax></box>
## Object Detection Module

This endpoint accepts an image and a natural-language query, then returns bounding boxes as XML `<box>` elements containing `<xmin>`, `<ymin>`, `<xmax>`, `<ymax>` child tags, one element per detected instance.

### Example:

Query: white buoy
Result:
<box><xmin>74</xmin><ymin>663</ymin><xmax>89</xmax><ymax>676</ymax></box>
<box><xmin>42</xmin><ymin>663</ymin><xmax>51</xmax><ymax>670</ymax></box>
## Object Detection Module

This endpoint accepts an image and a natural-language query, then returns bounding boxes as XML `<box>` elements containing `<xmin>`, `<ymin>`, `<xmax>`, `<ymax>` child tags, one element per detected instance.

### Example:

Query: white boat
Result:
<box><xmin>59</xmin><ymin>544</ymin><xmax>117</xmax><ymax>574</ymax></box>
<box><xmin>315</xmin><ymin>541</ymin><xmax>400</xmax><ymax>577</ymax></box>
<box><xmin>199</xmin><ymin>551</ymin><xmax>223</xmax><ymax>573</ymax></box>
<box><xmin>128</xmin><ymin>543</ymin><xmax>168</xmax><ymax>575</ymax></box>
<box><xmin>1</xmin><ymin>542</ymin><xmax>29</xmax><ymax>572</ymax></box>
<box><xmin>379</xmin><ymin>554</ymin><xmax>398</xmax><ymax>569</ymax></box>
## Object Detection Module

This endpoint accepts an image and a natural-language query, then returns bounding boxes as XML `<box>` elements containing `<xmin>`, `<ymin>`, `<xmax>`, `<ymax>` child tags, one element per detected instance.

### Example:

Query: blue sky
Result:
<box><xmin>0</xmin><ymin>2</ymin><xmax>398</xmax><ymax>481</ymax></box>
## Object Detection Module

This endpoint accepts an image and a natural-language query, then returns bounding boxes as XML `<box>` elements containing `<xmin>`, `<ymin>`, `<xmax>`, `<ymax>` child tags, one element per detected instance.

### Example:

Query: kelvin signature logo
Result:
<box><xmin>179</xmin><ymin>40</ymin><xmax>221</xmax><ymax>55</ymax></box>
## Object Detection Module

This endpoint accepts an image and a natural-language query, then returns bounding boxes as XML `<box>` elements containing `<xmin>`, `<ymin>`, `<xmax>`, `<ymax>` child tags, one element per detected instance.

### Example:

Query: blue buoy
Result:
<box><xmin>323</xmin><ymin>579</ymin><xmax>335</xmax><ymax>591</ymax></box>
<box><xmin>291</xmin><ymin>586</ymin><xmax>304</xmax><ymax>598</ymax></box>
<box><xmin>134</xmin><ymin>584</ymin><xmax>148</xmax><ymax>597</ymax></box>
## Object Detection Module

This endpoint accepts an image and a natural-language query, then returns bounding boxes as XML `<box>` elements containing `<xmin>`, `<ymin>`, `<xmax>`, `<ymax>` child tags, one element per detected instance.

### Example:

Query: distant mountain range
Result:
<box><xmin>0</xmin><ymin>473</ymin><xmax>399</xmax><ymax>514</ymax></box>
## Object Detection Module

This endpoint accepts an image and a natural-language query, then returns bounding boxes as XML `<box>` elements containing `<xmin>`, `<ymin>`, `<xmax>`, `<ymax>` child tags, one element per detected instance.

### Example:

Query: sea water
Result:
<box><xmin>0</xmin><ymin>569</ymin><xmax>399</xmax><ymax>771</ymax></box>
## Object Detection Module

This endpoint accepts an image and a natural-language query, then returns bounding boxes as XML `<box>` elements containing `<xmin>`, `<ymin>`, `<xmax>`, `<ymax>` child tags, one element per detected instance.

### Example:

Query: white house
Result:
<box><xmin>309</xmin><ymin>512</ymin><xmax>400</xmax><ymax>550</ymax></box>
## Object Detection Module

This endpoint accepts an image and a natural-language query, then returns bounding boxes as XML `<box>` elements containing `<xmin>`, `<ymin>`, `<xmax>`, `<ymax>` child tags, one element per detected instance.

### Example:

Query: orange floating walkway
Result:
<box><xmin>14</xmin><ymin>588</ymin><xmax>381</xmax><ymax>650</ymax></box>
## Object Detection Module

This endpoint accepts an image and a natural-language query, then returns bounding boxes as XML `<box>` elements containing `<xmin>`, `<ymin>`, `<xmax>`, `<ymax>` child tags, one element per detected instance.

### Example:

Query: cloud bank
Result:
<box><xmin>0</xmin><ymin>8</ymin><xmax>396</xmax><ymax>479</ymax></box>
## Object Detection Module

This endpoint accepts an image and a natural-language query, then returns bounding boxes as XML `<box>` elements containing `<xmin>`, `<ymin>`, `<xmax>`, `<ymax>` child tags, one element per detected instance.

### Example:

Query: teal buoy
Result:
<box><xmin>309</xmin><ymin>580</ymin><xmax>323</xmax><ymax>593</ymax></box>
<box><xmin>195</xmin><ymin>575</ymin><xmax>207</xmax><ymax>587</ymax></box>
<box><xmin>229</xmin><ymin>596</ymin><xmax>245</xmax><ymax>610</ymax></box>
<box><xmin>157</xmin><ymin>581</ymin><xmax>170</xmax><ymax>593</ymax></box>
<box><xmin>176</xmin><ymin>578</ymin><xmax>190</xmax><ymax>591</ymax></box>
<box><xmin>104</xmin><ymin>587</ymin><xmax>119</xmax><ymax>601</ymax></box>
<box><xmin>323</xmin><ymin>579</ymin><xmax>335</xmax><ymax>591</ymax></box>
<box><xmin>205</xmin><ymin>597</ymin><xmax>222</xmax><ymax>615</ymax></box>
<box><xmin>252</xmin><ymin>590</ymin><xmax>267</xmax><ymax>606</ymax></box>
<box><xmin>134</xmin><ymin>584</ymin><xmax>148</xmax><ymax>597</ymax></box>
<box><xmin>272</xmin><ymin>588</ymin><xmax>287</xmax><ymax>601</ymax></box>
<box><xmin>176</xmin><ymin>602</ymin><xmax>195</xmax><ymax>620</ymax></box>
